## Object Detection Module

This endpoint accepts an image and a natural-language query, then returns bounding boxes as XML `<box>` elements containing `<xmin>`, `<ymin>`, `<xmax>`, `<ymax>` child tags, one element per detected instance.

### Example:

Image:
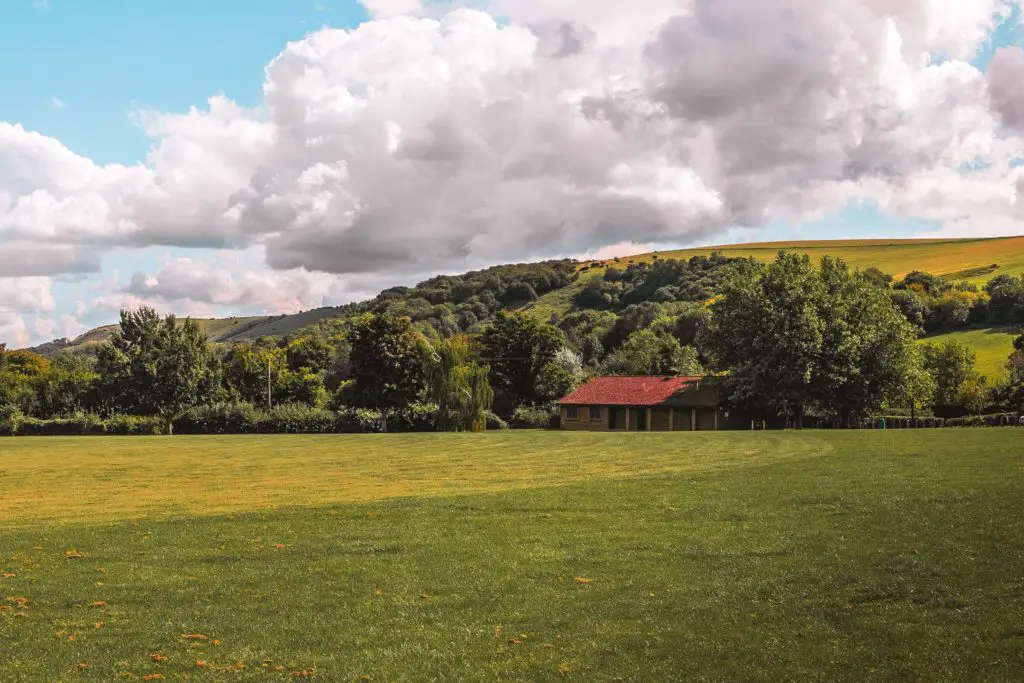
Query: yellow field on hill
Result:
<box><xmin>591</xmin><ymin>236</ymin><xmax>1024</xmax><ymax>285</ymax></box>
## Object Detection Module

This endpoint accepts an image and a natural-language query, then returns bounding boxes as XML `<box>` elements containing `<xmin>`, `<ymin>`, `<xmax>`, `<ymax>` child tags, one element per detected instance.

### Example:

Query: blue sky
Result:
<box><xmin>2</xmin><ymin>0</ymin><xmax>1023</xmax><ymax>346</ymax></box>
<box><xmin>1</xmin><ymin>0</ymin><xmax>369</xmax><ymax>165</ymax></box>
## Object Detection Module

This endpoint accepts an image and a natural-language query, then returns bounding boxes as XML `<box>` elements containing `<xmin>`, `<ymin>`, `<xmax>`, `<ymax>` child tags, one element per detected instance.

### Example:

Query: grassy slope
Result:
<box><xmin>922</xmin><ymin>325</ymin><xmax>1024</xmax><ymax>379</ymax></box>
<box><xmin>594</xmin><ymin>236</ymin><xmax>1024</xmax><ymax>284</ymax></box>
<box><xmin>1</xmin><ymin>431</ymin><xmax>1023</xmax><ymax>681</ymax></box>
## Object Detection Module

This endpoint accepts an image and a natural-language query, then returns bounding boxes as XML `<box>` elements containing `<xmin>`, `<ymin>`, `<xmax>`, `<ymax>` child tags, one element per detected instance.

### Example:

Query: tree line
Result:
<box><xmin>2</xmin><ymin>252</ymin><xmax>1023</xmax><ymax>434</ymax></box>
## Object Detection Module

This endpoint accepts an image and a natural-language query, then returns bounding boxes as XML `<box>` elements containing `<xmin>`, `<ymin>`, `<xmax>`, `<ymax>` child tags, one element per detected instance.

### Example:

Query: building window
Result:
<box><xmin>589</xmin><ymin>407</ymin><xmax>602</xmax><ymax>421</ymax></box>
<box><xmin>565</xmin><ymin>406</ymin><xmax>579</xmax><ymax>420</ymax></box>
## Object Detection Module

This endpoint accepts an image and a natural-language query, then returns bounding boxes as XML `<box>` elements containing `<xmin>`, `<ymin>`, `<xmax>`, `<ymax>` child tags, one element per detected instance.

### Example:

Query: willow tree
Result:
<box><xmin>427</xmin><ymin>336</ymin><xmax>493</xmax><ymax>432</ymax></box>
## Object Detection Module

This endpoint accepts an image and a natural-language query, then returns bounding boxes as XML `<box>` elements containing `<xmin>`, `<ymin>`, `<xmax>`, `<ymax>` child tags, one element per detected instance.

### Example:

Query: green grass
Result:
<box><xmin>1</xmin><ymin>431</ymin><xmax>1023</xmax><ymax>681</ymax></box>
<box><xmin>607</xmin><ymin>236</ymin><xmax>1024</xmax><ymax>285</ymax></box>
<box><xmin>922</xmin><ymin>324</ymin><xmax>1023</xmax><ymax>380</ymax></box>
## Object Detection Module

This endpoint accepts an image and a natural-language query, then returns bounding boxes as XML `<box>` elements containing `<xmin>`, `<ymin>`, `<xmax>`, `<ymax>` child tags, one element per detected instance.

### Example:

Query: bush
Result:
<box><xmin>173</xmin><ymin>402</ymin><xmax>263</xmax><ymax>434</ymax></box>
<box><xmin>104</xmin><ymin>414</ymin><xmax>165</xmax><ymax>435</ymax></box>
<box><xmin>262</xmin><ymin>403</ymin><xmax>338</xmax><ymax>434</ymax></box>
<box><xmin>335</xmin><ymin>407</ymin><xmax>383</xmax><ymax>433</ymax></box>
<box><xmin>510</xmin><ymin>405</ymin><xmax>560</xmax><ymax>430</ymax></box>
<box><xmin>386</xmin><ymin>403</ymin><xmax>438</xmax><ymax>433</ymax></box>
<box><xmin>945</xmin><ymin>413</ymin><xmax>1020</xmax><ymax>428</ymax></box>
<box><xmin>15</xmin><ymin>413</ymin><xmax>106</xmax><ymax>436</ymax></box>
<box><xmin>0</xmin><ymin>404</ymin><xmax>21</xmax><ymax>436</ymax></box>
<box><xmin>484</xmin><ymin>410</ymin><xmax>509</xmax><ymax>431</ymax></box>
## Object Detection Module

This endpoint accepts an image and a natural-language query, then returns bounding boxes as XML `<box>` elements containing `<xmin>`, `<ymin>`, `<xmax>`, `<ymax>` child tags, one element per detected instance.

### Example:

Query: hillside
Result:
<box><xmin>33</xmin><ymin>236</ymin><xmax>1024</xmax><ymax>377</ymax></box>
<box><xmin>593</xmin><ymin>236</ymin><xmax>1024</xmax><ymax>283</ymax></box>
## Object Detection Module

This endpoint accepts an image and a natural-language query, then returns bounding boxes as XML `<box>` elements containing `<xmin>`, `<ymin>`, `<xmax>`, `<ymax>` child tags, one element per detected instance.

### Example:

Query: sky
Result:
<box><xmin>3</xmin><ymin>0</ymin><xmax>1024</xmax><ymax>347</ymax></box>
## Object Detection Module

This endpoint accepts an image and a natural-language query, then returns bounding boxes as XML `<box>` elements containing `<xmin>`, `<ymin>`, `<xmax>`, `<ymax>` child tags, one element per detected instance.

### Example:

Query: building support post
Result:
<box><xmin>625</xmin><ymin>407</ymin><xmax>631</xmax><ymax>431</ymax></box>
<box><xmin>691</xmin><ymin>408</ymin><xmax>696</xmax><ymax>431</ymax></box>
<box><xmin>714</xmin><ymin>409</ymin><xmax>719</xmax><ymax>431</ymax></box>
<box><xmin>669</xmin><ymin>408</ymin><xmax>675</xmax><ymax>432</ymax></box>
<box><xmin>646</xmin><ymin>409</ymin><xmax>653</xmax><ymax>431</ymax></box>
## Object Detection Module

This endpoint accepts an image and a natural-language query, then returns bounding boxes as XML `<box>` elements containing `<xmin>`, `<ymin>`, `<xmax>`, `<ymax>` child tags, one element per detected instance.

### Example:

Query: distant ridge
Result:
<box><xmin>27</xmin><ymin>235</ymin><xmax>1024</xmax><ymax>354</ymax></box>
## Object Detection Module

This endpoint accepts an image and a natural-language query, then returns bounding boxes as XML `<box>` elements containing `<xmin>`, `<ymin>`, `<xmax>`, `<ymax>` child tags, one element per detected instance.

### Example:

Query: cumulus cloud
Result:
<box><xmin>0</xmin><ymin>243</ymin><xmax>100</xmax><ymax>277</ymax></box>
<box><xmin>122</xmin><ymin>256</ymin><xmax>357</xmax><ymax>313</ymax></box>
<box><xmin>2</xmin><ymin>0</ymin><xmax>1024</xmax><ymax>348</ymax></box>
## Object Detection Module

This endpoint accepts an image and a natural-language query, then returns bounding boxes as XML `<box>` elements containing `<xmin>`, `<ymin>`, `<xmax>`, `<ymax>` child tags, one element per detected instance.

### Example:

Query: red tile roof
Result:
<box><xmin>558</xmin><ymin>376</ymin><xmax>705</xmax><ymax>406</ymax></box>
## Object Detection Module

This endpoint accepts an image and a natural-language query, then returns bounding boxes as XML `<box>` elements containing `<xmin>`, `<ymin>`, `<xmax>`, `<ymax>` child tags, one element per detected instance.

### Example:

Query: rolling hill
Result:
<box><xmin>32</xmin><ymin>236</ymin><xmax>1024</xmax><ymax>376</ymax></box>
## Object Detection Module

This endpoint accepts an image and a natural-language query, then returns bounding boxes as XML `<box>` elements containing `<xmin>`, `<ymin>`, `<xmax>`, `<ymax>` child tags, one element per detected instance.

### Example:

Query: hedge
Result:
<box><xmin>4</xmin><ymin>411</ymin><xmax>164</xmax><ymax>436</ymax></box>
<box><xmin>945</xmin><ymin>413</ymin><xmax>1021</xmax><ymax>428</ymax></box>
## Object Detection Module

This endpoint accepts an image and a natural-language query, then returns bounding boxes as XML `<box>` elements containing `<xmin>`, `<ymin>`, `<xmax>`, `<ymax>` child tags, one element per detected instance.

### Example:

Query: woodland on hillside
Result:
<box><xmin>3</xmin><ymin>251</ymin><xmax>1024</xmax><ymax>434</ymax></box>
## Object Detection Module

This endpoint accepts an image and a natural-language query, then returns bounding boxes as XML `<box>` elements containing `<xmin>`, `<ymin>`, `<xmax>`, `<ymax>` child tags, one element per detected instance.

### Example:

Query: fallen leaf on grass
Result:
<box><xmin>90</xmin><ymin>601</ymin><xmax>106</xmax><ymax>608</ymax></box>
<box><xmin>77</xmin><ymin>662</ymin><xmax>88</xmax><ymax>671</ymax></box>
<box><xmin>274</xmin><ymin>544</ymin><xmax>286</xmax><ymax>549</ymax></box>
<box><xmin>64</xmin><ymin>550</ymin><xmax>86</xmax><ymax>560</ymax></box>
<box><xmin>181</xmin><ymin>633</ymin><xmax>208</xmax><ymax>641</ymax></box>
<box><xmin>2</xmin><ymin>573</ymin><xmax>15</xmax><ymax>578</ymax></box>
<box><xmin>143</xmin><ymin>675</ymin><xmax>165</xmax><ymax>681</ymax></box>
<box><xmin>195</xmin><ymin>661</ymin><xmax>208</xmax><ymax>668</ymax></box>
<box><xmin>574</xmin><ymin>577</ymin><xmax>592</xmax><ymax>585</ymax></box>
<box><xmin>94</xmin><ymin>622</ymin><xmax>104</xmax><ymax>629</ymax></box>
<box><xmin>150</xmin><ymin>654</ymin><xmax>167</xmax><ymax>663</ymax></box>
<box><xmin>508</xmin><ymin>638</ymin><xmax>522</xmax><ymax>645</ymax></box>
<box><xmin>293</xmin><ymin>670</ymin><xmax>314</xmax><ymax>679</ymax></box>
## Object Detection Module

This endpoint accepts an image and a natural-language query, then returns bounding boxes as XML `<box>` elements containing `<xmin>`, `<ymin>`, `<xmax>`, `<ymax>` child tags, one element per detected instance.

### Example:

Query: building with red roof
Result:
<box><xmin>558</xmin><ymin>375</ymin><xmax>749</xmax><ymax>431</ymax></box>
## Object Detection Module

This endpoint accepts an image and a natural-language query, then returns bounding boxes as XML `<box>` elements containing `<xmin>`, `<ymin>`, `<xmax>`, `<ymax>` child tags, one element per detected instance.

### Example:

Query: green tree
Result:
<box><xmin>31</xmin><ymin>353</ymin><xmax>98</xmax><ymax>418</ymax></box>
<box><xmin>426</xmin><ymin>336</ymin><xmax>493</xmax><ymax>432</ymax></box>
<box><xmin>95</xmin><ymin>307</ymin><xmax>216</xmax><ymax>429</ymax></box>
<box><xmin>708</xmin><ymin>253</ymin><xmax>823</xmax><ymax>425</ymax></box>
<box><xmin>601</xmin><ymin>330</ymin><xmax>702</xmax><ymax>377</ymax></box>
<box><xmin>222</xmin><ymin>343</ymin><xmax>279</xmax><ymax>406</ymax></box>
<box><xmin>814</xmin><ymin>257</ymin><xmax>933</xmax><ymax>424</ymax></box>
<box><xmin>348</xmin><ymin>312</ymin><xmax>426</xmax><ymax>431</ymax></box>
<box><xmin>709</xmin><ymin>253</ymin><xmax>930</xmax><ymax>425</ymax></box>
<box><xmin>480</xmin><ymin>312</ymin><xmax>563</xmax><ymax>417</ymax></box>
<box><xmin>921</xmin><ymin>339</ymin><xmax>979</xmax><ymax>408</ymax></box>
<box><xmin>285</xmin><ymin>335</ymin><xmax>333</xmax><ymax>374</ymax></box>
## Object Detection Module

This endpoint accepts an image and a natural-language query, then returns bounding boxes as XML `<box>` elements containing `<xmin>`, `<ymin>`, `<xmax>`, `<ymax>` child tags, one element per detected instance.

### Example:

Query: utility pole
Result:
<box><xmin>267</xmin><ymin>356</ymin><xmax>273</xmax><ymax>410</ymax></box>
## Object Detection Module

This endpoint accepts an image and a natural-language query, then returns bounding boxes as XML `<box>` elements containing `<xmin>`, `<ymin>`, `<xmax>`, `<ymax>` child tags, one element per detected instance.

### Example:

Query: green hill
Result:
<box><xmin>33</xmin><ymin>236</ymin><xmax>1024</xmax><ymax>380</ymax></box>
<box><xmin>591</xmin><ymin>236</ymin><xmax>1024</xmax><ymax>284</ymax></box>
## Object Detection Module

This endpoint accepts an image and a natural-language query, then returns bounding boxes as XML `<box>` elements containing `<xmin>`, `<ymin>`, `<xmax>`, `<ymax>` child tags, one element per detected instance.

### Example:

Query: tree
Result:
<box><xmin>348</xmin><ymin>312</ymin><xmax>426</xmax><ymax>430</ymax></box>
<box><xmin>986</xmin><ymin>275</ymin><xmax>1024</xmax><ymax>323</ymax></box>
<box><xmin>601</xmin><ymin>330</ymin><xmax>702</xmax><ymax>377</ymax></box>
<box><xmin>31</xmin><ymin>353</ymin><xmax>98</xmax><ymax>418</ymax></box>
<box><xmin>813</xmin><ymin>257</ymin><xmax>933</xmax><ymax>424</ymax></box>
<box><xmin>708</xmin><ymin>253</ymin><xmax>931</xmax><ymax>425</ymax></box>
<box><xmin>707</xmin><ymin>253</ymin><xmax>823</xmax><ymax>425</ymax></box>
<box><xmin>95</xmin><ymin>307</ymin><xmax>217</xmax><ymax>429</ymax></box>
<box><xmin>921</xmin><ymin>339</ymin><xmax>980</xmax><ymax>412</ymax></box>
<box><xmin>285</xmin><ymin>335</ymin><xmax>333</xmax><ymax>374</ymax></box>
<box><xmin>534</xmin><ymin>348</ymin><xmax>585</xmax><ymax>404</ymax></box>
<box><xmin>426</xmin><ymin>336</ymin><xmax>493</xmax><ymax>431</ymax></box>
<box><xmin>480</xmin><ymin>312</ymin><xmax>564</xmax><ymax>417</ymax></box>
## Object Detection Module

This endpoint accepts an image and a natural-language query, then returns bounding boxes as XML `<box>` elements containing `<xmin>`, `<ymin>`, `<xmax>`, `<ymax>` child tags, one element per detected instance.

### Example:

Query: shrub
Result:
<box><xmin>262</xmin><ymin>403</ymin><xmax>338</xmax><ymax>434</ymax></box>
<box><xmin>0</xmin><ymin>404</ymin><xmax>21</xmax><ymax>436</ymax></box>
<box><xmin>510</xmin><ymin>405</ymin><xmax>560</xmax><ymax>430</ymax></box>
<box><xmin>173</xmin><ymin>402</ymin><xmax>263</xmax><ymax>434</ymax></box>
<box><xmin>335</xmin><ymin>407</ymin><xmax>383</xmax><ymax>433</ymax></box>
<box><xmin>945</xmin><ymin>413</ymin><xmax>1019</xmax><ymax>428</ymax></box>
<box><xmin>387</xmin><ymin>403</ymin><xmax>438</xmax><ymax>433</ymax></box>
<box><xmin>14</xmin><ymin>412</ymin><xmax>105</xmax><ymax>436</ymax></box>
<box><xmin>104</xmin><ymin>414</ymin><xmax>165</xmax><ymax>435</ymax></box>
<box><xmin>484</xmin><ymin>410</ymin><xmax>509</xmax><ymax>431</ymax></box>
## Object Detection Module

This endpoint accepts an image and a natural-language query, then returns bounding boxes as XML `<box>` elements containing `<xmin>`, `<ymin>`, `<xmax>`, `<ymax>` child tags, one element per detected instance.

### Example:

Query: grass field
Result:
<box><xmin>922</xmin><ymin>325</ymin><xmax>1023</xmax><ymax>379</ymax></box>
<box><xmin>594</xmin><ymin>237</ymin><xmax>1024</xmax><ymax>285</ymax></box>
<box><xmin>1</xmin><ymin>431</ymin><xmax>1023</xmax><ymax>681</ymax></box>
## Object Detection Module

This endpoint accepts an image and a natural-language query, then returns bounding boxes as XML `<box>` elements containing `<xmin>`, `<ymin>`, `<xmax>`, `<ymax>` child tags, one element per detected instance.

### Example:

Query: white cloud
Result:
<box><xmin>359</xmin><ymin>0</ymin><xmax>423</xmax><ymax>18</ymax></box>
<box><xmin>50</xmin><ymin>96</ymin><xmax>65</xmax><ymax>110</ymax></box>
<box><xmin>2</xmin><ymin>0</ymin><xmax>1024</xmax><ymax>347</ymax></box>
<box><xmin>0</xmin><ymin>313</ymin><xmax>28</xmax><ymax>347</ymax></box>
